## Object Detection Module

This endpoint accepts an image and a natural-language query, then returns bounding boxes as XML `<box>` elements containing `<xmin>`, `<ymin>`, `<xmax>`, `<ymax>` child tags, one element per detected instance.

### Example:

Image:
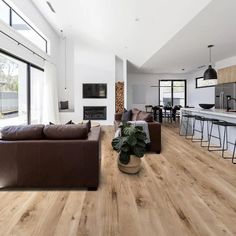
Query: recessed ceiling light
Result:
<box><xmin>46</xmin><ymin>1</ymin><xmax>56</xmax><ymax>13</ymax></box>
<box><xmin>135</xmin><ymin>18</ymin><xmax>140</xmax><ymax>22</ymax></box>
<box><xmin>182</xmin><ymin>68</ymin><xmax>185</xmax><ymax>71</ymax></box>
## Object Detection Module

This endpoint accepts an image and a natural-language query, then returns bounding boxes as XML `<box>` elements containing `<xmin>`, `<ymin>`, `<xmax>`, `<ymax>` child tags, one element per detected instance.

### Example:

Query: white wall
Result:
<box><xmin>58</xmin><ymin>37</ymin><xmax>75</xmax><ymax>110</ymax></box>
<box><xmin>127</xmin><ymin>73</ymin><xmax>188</xmax><ymax>110</ymax></box>
<box><xmin>115</xmin><ymin>56</ymin><xmax>123</xmax><ymax>82</ymax></box>
<box><xmin>127</xmin><ymin>71</ymin><xmax>216</xmax><ymax>110</ymax></box>
<box><xmin>123</xmin><ymin>59</ymin><xmax>128</xmax><ymax>108</ymax></box>
<box><xmin>187</xmin><ymin>69</ymin><xmax>215</xmax><ymax>108</ymax></box>
<box><xmin>59</xmin><ymin>38</ymin><xmax>116</xmax><ymax>125</ymax></box>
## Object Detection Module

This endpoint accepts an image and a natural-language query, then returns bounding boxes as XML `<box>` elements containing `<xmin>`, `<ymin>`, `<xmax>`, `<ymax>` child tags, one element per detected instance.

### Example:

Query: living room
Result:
<box><xmin>0</xmin><ymin>0</ymin><xmax>236</xmax><ymax>235</ymax></box>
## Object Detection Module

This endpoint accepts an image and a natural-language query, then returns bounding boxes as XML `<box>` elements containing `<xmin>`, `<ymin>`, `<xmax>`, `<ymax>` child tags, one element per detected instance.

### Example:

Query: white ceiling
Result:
<box><xmin>31</xmin><ymin>0</ymin><xmax>211</xmax><ymax>67</ymax></box>
<box><xmin>141</xmin><ymin>0</ymin><xmax>236</xmax><ymax>74</ymax></box>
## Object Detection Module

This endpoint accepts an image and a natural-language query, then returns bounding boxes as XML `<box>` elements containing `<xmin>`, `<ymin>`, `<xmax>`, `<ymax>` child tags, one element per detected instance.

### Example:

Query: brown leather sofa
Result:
<box><xmin>0</xmin><ymin>124</ymin><xmax>101</xmax><ymax>190</ymax></box>
<box><xmin>114</xmin><ymin>108</ymin><xmax>161</xmax><ymax>153</ymax></box>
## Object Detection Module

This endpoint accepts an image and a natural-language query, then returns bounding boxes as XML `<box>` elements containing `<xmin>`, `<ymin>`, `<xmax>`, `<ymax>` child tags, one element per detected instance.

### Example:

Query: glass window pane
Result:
<box><xmin>173</xmin><ymin>84</ymin><xmax>185</xmax><ymax>106</ymax></box>
<box><xmin>0</xmin><ymin>0</ymin><xmax>10</xmax><ymax>24</ymax></box>
<box><xmin>160</xmin><ymin>81</ymin><xmax>171</xmax><ymax>87</ymax></box>
<box><xmin>0</xmin><ymin>53</ymin><xmax>27</xmax><ymax>128</ymax></box>
<box><xmin>160</xmin><ymin>86</ymin><xmax>171</xmax><ymax>106</ymax></box>
<box><xmin>12</xmin><ymin>11</ymin><xmax>46</xmax><ymax>52</ymax></box>
<box><xmin>173</xmin><ymin>81</ymin><xmax>185</xmax><ymax>87</ymax></box>
<box><xmin>30</xmin><ymin>67</ymin><xmax>44</xmax><ymax>124</ymax></box>
<box><xmin>196</xmin><ymin>77</ymin><xmax>217</xmax><ymax>88</ymax></box>
<box><xmin>159</xmin><ymin>80</ymin><xmax>186</xmax><ymax>107</ymax></box>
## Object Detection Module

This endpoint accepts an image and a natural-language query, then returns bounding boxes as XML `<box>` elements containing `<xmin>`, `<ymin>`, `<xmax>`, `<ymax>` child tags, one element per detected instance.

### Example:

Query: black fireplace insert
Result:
<box><xmin>83</xmin><ymin>106</ymin><xmax>107</xmax><ymax>120</ymax></box>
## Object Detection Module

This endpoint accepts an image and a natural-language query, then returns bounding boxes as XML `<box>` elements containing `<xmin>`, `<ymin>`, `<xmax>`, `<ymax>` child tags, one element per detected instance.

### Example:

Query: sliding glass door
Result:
<box><xmin>173</xmin><ymin>81</ymin><xmax>186</xmax><ymax>106</ymax></box>
<box><xmin>0</xmin><ymin>52</ymin><xmax>27</xmax><ymax>127</ymax></box>
<box><xmin>159</xmin><ymin>80</ymin><xmax>186</xmax><ymax>107</ymax></box>
<box><xmin>30</xmin><ymin>67</ymin><xmax>44</xmax><ymax>124</ymax></box>
<box><xmin>0</xmin><ymin>51</ymin><xmax>44</xmax><ymax>128</ymax></box>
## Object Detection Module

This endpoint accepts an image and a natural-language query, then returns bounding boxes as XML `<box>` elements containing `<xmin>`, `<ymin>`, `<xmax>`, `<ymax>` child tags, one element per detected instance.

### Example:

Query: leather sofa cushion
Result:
<box><xmin>131</xmin><ymin>108</ymin><xmax>153</xmax><ymax>122</ymax></box>
<box><xmin>1</xmin><ymin>125</ymin><xmax>44</xmax><ymax>140</ymax></box>
<box><xmin>132</xmin><ymin>108</ymin><xmax>141</xmax><ymax>121</ymax></box>
<box><xmin>137</xmin><ymin>111</ymin><xmax>154</xmax><ymax>122</ymax></box>
<box><xmin>121</xmin><ymin>109</ymin><xmax>132</xmax><ymax>122</ymax></box>
<box><xmin>43</xmin><ymin>124</ymin><xmax>88</xmax><ymax>140</ymax></box>
<box><xmin>49</xmin><ymin>120</ymin><xmax>75</xmax><ymax>125</ymax></box>
<box><xmin>83</xmin><ymin>120</ymin><xmax>91</xmax><ymax>132</ymax></box>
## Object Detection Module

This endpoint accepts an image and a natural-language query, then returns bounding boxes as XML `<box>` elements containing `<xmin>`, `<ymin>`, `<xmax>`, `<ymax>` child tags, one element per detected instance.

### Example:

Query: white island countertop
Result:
<box><xmin>181</xmin><ymin>108</ymin><xmax>236</xmax><ymax>119</ymax></box>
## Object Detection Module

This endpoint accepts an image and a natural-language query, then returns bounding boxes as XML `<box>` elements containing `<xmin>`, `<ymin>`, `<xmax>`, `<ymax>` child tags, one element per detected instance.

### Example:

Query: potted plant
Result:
<box><xmin>112</xmin><ymin>122</ymin><xmax>147</xmax><ymax>174</ymax></box>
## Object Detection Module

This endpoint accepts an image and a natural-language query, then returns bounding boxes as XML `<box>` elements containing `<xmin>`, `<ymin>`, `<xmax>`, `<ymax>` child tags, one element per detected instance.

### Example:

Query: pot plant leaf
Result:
<box><xmin>119</xmin><ymin>151</ymin><xmax>130</xmax><ymax>165</ymax></box>
<box><xmin>126</xmin><ymin>135</ymin><xmax>137</xmax><ymax>146</ymax></box>
<box><xmin>136</xmin><ymin>140</ymin><xmax>146</xmax><ymax>148</ymax></box>
<box><xmin>136</xmin><ymin>132</ymin><xmax>147</xmax><ymax>141</ymax></box>
<box><xmin>112</xmin><ymin>137</ymin><xmax>123</xmax><ymax>151</ymax></box>
<box><xmin>123</xmin><ymin>124</ymin><xmax>136</xmax><ymax>136</ymax></box>
<box><xmin>133</xmin><ymin>145</ymin><xmax>146</xmax><ymax>157</ymax></box>
<box><xmin>112</xmin><ymin>122</ymin><xmax>147</xmax><ymax>166</ymax></box>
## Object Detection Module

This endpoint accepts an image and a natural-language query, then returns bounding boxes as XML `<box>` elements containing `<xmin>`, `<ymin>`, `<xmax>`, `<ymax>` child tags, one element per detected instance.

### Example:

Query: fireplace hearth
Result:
<box><xmin>83</xmin><ymin>106</ymin><xmax>107</xmax><ymax>120</ymax></box>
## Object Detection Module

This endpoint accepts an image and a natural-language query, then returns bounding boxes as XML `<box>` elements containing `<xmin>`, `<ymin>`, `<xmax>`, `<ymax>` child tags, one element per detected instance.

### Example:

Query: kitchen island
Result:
<box><xmin>180</xmin><ymin>108</ymin><xmax>236</xmax><ymax>152</ymax></box>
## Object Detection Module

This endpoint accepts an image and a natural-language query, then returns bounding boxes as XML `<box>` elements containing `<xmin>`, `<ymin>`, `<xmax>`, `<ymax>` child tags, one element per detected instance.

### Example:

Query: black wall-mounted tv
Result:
<box><xmin>83</xmin><ymin>83</ymin><xmax>107</xmax><ymax>99</ymax></box>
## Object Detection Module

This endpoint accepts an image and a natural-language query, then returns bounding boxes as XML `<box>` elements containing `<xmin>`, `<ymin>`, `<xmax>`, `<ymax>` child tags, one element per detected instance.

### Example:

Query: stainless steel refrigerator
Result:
<box><xmin>215</xmin><ymin>83</ymin><xmax>236</xmax><ymax>109</ymax></box>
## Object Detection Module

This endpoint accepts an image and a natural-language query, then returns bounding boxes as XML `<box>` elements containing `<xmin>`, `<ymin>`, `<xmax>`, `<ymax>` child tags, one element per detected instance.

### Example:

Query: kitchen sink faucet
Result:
<box><xmin>226</xmin><ymin>96</ymin><xmax>236</xmax><ymax>111</ymax></box>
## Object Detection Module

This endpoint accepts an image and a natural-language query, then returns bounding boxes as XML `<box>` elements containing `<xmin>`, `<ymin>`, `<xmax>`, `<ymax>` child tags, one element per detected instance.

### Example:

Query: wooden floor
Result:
<box><xmin>0</xmin><ymin>125</ymin><xmax>236</xmax><ymax>236</ymax></box>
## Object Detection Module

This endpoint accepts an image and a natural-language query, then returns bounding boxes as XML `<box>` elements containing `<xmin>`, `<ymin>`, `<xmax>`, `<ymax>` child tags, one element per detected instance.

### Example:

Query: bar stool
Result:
<box><xmin>208</xmin><ymin>121</ymin><xmax>236</xmax><ymax>160</ymax></box>
<box><xmin>179</xmin><ymin>114</ymin><xmax>196</xmax><ymax>139</ymax></box>
<box><xmin>232</xmin><ymin>140</ymin><xmax>236</xmax><ymax>164</ymax></box>
<box><xmin>191</xmin><ymin>115</ymin><xmax>205</xmax><ymax>143</ymax></box>
<box><xmin>192</xmin><ymin>116</ymin><xmax>220</xmax><ymax>147</ymax></box>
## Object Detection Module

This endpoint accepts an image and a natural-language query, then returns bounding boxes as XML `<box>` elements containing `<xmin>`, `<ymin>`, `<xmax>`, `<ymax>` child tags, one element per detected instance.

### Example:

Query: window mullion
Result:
<box><xmin>9</xmin><ymin>7</ymin><xmax>12</xmax><ymax>26</ymax></box>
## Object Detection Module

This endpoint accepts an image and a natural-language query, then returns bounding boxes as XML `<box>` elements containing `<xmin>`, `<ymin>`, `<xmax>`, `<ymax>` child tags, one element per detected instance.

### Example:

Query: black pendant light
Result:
<box><xmin>203</xmin><ymin>45</ymin><xmax>217</xmax><ymax>80</ymax></box>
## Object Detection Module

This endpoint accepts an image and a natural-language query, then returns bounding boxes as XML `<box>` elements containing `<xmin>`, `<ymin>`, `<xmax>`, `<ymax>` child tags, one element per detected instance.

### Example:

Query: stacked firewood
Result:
<box><xmin>115</xmin><ymin>81</ymin><xmax>124</xmax><ymax>113</ymax></box>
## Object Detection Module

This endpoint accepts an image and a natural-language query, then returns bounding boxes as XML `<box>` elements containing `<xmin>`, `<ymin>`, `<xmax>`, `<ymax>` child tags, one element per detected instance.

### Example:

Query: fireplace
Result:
<box><xmin>83</xmin><ymin>106</ymin><xmax>107</xmax><ymax>120</ymax></box>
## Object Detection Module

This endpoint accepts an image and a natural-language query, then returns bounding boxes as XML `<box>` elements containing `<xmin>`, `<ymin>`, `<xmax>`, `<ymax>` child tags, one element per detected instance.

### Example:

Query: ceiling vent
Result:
<box><xmin>46</xmin><ymin>1</ymin><xmax>56</xmax><ymax>13</ymax></box>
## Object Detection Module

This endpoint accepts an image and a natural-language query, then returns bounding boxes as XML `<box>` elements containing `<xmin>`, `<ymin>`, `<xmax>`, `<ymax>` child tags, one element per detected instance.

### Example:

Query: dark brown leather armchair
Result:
<box><xmin>114</xmin><ymin>110</ymin><xmax>161</xmax><ymax>153</ymax></box>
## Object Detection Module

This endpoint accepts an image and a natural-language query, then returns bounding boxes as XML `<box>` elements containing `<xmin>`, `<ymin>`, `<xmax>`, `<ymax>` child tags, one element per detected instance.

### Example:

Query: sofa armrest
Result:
<box><xmin>147</xmin><ymin>122</ymin><xmax>161</xmax><ymax>153</ymax></box>
<box><xmin>114</xmin><ymin>113</ymin><xmax>122</xmax><ymax>122</ymax></box>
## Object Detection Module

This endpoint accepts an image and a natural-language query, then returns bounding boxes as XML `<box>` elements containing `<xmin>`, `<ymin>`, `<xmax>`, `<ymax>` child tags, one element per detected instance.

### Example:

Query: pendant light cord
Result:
<box><xmin>209</xmin><ymin>46</ymin><xmax>212</xmax><ymax>65</ymax></box>
<box><xmin>64</xmin><ymin>36</ymin><xmax>67</xmax><ymax>91</ymax></box>
<box><xmin>61</xmin><ymin>30</ymin><xmax>67</xmax><ymax>91</ymax></box>
<box><xmin>208</xmin><ymin>45</ymin><xmax>214</xmax><ymax>66</ymax></box>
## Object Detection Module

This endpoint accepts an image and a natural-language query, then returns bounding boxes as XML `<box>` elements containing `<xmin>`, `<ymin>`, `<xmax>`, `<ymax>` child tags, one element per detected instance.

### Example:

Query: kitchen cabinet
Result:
<box><xmin>218</xmin><ymin>65</ymin><xmax>236</xmax><ymax>84</ymax></box>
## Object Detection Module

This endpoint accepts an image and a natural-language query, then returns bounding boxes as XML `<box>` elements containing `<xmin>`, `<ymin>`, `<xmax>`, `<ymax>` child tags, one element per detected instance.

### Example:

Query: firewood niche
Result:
<box><xmin>115</xmin><ymin>81</ymin><xmax>124</xmax><ymax>113</ymax></box>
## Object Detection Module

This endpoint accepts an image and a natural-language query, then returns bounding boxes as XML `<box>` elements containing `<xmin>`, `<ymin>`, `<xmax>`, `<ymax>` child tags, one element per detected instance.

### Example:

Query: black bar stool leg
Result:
<box><xmin>208</xmin><ymin>122</ymin><xmax>222</xmax><ymax>151</ymax></box>
<box><xmin>179</xmin><ymin>115</ymin><xmax>183</xmax><ymax>136</ymax></box>
<box><xmin>222</xmin><ymin>127</ymin><xmax>230</xmax><ymax>159</ymax></box>
<box><xmin>232</xmin><ymin>140</ymin><xmax>236</xmax><ymax>164</ymax></box>
<box><xmin>191</xmin><ymin>117</ymin><xmax>196</xmax><ymax>141</ymax></box>
<box><xmin>200</xmin><ymin>120</ymin><xmax>205</xmax><ymax>146</ymax></box>
<box><xmin>185</xmin><ymin>116</ymin><xmax>189</xmax><ymax>138</ymax></box>
<box><xmin>208</xmin><ymin>122</ymin><xmax>213</xmax><ymax>151</ymax></box>
<box><xmin>218</xmin><ymin>124</ymin><xmax>222</xmax><ymax>148</ymax></box>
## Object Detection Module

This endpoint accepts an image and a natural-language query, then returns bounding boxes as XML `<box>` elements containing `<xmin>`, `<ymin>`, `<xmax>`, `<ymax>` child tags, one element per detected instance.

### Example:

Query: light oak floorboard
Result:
<box><xmin>0</xmin><ymin>124</ymin><xmax>236</xmax><ymax>236</ymax></box>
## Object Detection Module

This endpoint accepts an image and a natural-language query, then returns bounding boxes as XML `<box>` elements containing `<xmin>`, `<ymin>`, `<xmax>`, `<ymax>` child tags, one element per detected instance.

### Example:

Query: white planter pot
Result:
<box><xmin>118</xmin><ymin>155</ymin><xmax>142</xmax><ymax>174</ymax></box>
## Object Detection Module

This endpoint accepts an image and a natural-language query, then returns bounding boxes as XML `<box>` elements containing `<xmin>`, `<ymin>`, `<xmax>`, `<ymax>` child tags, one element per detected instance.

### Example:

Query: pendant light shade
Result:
<box><xmin>204</xmin><ymin>65</ymin><xmax>217</xmax><ymax>80</ymax></box>
<box><xmin>203</xmin><ymin>45</ymin><xmax>217</xmax><ymax>80</ymax></box>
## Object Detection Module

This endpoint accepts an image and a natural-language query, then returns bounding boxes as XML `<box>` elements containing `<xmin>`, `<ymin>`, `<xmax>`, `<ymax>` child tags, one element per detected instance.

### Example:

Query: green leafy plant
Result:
<box><xmin>112</xmin><ymin>122</ymin><xmax>147</xmax><ymax>165</ymax></box>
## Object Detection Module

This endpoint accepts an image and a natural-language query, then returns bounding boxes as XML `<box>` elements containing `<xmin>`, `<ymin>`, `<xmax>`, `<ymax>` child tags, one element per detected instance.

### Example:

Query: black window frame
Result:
<box><xmin>1</xmin><ymin>0</ymin><xmax>48</xmax><ymax>53</ymax></box>
<box><xmin>195</xmin><ymin>76</ymin><xmax>217</xmax><ymax>89</ymax></box>
<box><xmin>159</xmin><ymin>80</ymin><xmax>187</xmax><ymax>107</ymax></box>
<box><xmin>0</xmin><ymin>48</ymin><xmax>44</xmax><ymax>125</ymax></box>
